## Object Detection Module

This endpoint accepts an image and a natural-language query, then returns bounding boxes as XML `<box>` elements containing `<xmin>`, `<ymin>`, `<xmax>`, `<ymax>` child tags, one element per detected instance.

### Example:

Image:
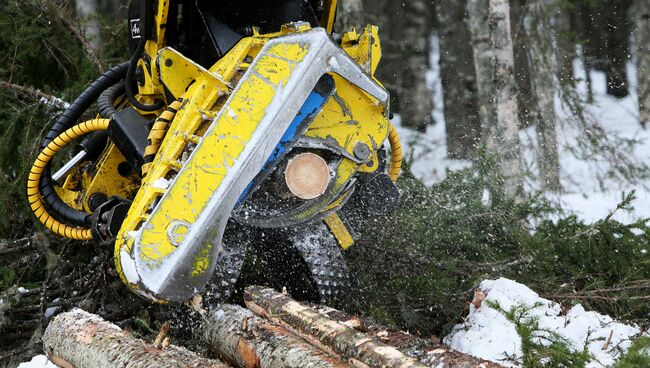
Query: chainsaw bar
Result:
<box><xmin>286</xmin><ymin>222</ymin><xmax>350</xmax><ymax>304</ymax></box>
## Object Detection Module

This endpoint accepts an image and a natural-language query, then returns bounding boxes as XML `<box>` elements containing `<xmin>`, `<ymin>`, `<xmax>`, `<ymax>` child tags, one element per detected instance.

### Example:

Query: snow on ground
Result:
<box><xmin>399</xmin><ymin>35</ymin><xmax>650</xmax><ymax>224</ymax></box>
<box><xmin>17</xmin><ymin>355</ymin><xmax>56</xmax><ymax>368</ymax></box>
<box><xmin>444</xmin><ymin>278</ymin><xmax>643</xmax><ymax>367</ymax></box>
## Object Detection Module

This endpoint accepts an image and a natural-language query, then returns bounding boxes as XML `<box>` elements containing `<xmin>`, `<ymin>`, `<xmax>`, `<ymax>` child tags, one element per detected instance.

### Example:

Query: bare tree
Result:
<box><xmin>636</xmin><ymin>0</ymin><xmax>650</xmax><ymax>127</ymax></box>
<box><xmin>526</xmin><ymin>0</ymin><xmax>561</xmax><ymax>191</ymax></box>
<box><xmin>468</xmin><ymin>0</ymin><xmax>524</xmax><ymax>198</ymax></box>
<box><xmin>436</xmin><ymin>0</ymin><xmax>481</xmax><ymax>159</ymax></box>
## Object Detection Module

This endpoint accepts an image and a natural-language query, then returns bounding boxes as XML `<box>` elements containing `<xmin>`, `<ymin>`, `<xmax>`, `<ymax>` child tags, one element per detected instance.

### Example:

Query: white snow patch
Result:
<box><xmin>17</xmin><ymin>355</ymin><xmax>57</xmax><ymax>368</ymax></box>
<box><xmin>444</xmin><ymin>278</ymin><xmax>642</xmax><ymax>367</ymax></box>
<box><xmin>17</xmin><ymin>287</ymin><xmax>28</xmax><ymax>294</ymax></box>
<box><xmin>152</xmin><ymin>177</ymin><xmax>171</xmax><ymax>190</ymax></box>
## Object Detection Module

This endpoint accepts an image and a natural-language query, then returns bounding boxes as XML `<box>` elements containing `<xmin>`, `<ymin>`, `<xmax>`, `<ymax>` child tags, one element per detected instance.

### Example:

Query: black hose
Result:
<box><xmin>97</xmin><ymin>81</ymin><xmax>125</xmax><ymax>118</ymax></box>
<box><xmin>124</xmin><ymin>36</ymin><xmax>165</xmax><ymax>112</ymax></box>
<box><xmin>38</xmin><ymin>62</ymin><xmax>129</xmax><ymax>227</ymax></box>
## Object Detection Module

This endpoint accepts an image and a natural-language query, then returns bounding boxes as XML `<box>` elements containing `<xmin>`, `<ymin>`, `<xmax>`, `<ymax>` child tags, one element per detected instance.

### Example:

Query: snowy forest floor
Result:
<box><xmin>399</xmin><ymin>38</ymin><xmax>650</xmax><ymax>225</ymax></box>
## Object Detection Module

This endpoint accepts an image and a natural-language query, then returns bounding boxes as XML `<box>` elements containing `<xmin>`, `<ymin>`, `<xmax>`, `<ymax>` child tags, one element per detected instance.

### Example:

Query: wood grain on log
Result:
<box><xmin>244</xmin><ymin>286</ymin><xmax>429</xmax><ymax>368</ymax></box>
<box><xmin>201</xmin><ymin>304</ymin><xmax>348</xmax><ymax>368</ymax></box>
<box><xmin>43</xmin><ymin>309</ymin><xmax>230</xmax><ymax>368</ymax></box>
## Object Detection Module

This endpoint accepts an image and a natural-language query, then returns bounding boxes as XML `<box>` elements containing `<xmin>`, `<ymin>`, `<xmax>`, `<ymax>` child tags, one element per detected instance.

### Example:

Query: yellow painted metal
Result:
<box><xmin>79</xmin><ymin>144</ymin><xmax>141</xmax><ymax>212</ymax></box>
<box><xmin>54</xmin><ymin>144</ymin><xmax>142</xmax><ymax>213</ymax></box>
<box><xmin>323</xmin><ymin>212</ymin><xmax>354</xmax><ymax>250</ymax></box>
<box><xmin>341</xmin><ymin>26</ymin><xmax>383</xmax><ymax>77</ymax></box>
<box><xmin>304</xmin><ymin>73</ymin><xmax>388</xmax><ymax>174</ymax></box>
<box><xmin>105</xmin><ymin>13</ymin><xmax>391</xmax><ymax>290</ymax></box>
<box><xmin>321</xmin><ymin>0</ymin><xmax>338</xmax><ymax>33</ymax></box>
<box><xmin>137</xmin><ymin>42</ymin><xmax>309</xmax><ymax>270</ymax></box>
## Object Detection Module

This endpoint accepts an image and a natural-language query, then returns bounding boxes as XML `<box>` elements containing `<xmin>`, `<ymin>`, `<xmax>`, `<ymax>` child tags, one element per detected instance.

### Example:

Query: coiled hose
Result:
<box><xmin>387</xmin><ymin>122</ymin><xmax>402</xmax><ymax>182</ymax></box>
<box><xmin>141</xmin><ymin>100</ymin><xmax>183</xmax><ymax>177</ymax></box>
<box><xmin>38</xmin><ymin>62</ymin><xmax>129</xmax><ymax>227</ymax></box>
<box><xmin>28</xmin><ymin>119</ymin><xmax>111</xmax><ymax>240</ymax></box>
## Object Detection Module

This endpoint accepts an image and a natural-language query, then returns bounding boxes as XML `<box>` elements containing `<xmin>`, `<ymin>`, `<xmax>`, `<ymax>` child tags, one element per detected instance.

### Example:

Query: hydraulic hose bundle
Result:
<box><xmin>27</xmin><ymin>62</ymin><xmax>134</xmax><ymax>240</ymax></box>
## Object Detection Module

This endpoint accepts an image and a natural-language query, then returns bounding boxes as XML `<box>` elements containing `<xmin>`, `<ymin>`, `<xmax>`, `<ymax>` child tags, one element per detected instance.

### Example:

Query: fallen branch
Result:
<box><xmin>0</xmin><ymin>81</ymin><xmax>69</xmax><ymax>109</ymax></box>
<box><xmin>43</xmin><ymin>309</ymin><xmax>230</xmax><ymax>368</ymax></box>
<box><xmin>201</xmin><ymin>304</ymin><xmax>348</xmax><ymax>368</ymax></box>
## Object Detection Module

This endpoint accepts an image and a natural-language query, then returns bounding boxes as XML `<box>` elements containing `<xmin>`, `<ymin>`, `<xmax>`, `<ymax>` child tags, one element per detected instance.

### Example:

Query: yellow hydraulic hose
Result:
<box><xmin>387</xmin><ymin>122</ymin><xmax>402</xmax><ymax>182</ymax></box>
<box><xmin>141</xmin><ymin>100</ymin><xmax>182</xmax><ymax>177</ymax></box>
<box><xmin>27</xmin><ymin>118</ymin><xmax>111</xmax><ymax>240</ymax></box>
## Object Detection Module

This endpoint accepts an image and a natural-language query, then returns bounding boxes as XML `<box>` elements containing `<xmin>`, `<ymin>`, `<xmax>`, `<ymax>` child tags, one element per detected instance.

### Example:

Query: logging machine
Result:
<box><xmin>27</xmin><ymin>0</ymin><xmax>402</xmax><ymax>305</ymax></box>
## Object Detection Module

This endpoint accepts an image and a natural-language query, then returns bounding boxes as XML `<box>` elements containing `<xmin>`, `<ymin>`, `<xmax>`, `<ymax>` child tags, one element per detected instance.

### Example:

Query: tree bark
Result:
<box><xmin>436</xmin><ymin>0</ymin><xmax>481</xmax><ymax>159</ymax></box>
<box><xmin>555</xmin><ymin>4</ymin><xmax>576</xmax><ymax>86</ymax></box>
<box><xmin>510</xmin><ymin>0</ymin><xmax>534</xmax><ymax>128</ymax></box>
<box><xmin>43</xmin><ymin>309</ymin><xmax>230</xmax><ymax>368</ymax></box>
<box><xmin>467</xmin><ymin>0</ymin><xmax>524</xmax><ymax>198</ymax></box>
<box><xmin>200</xmin><ymin>304</ymin><xmax>348</xmax><ymax>368</ymax></box>
<box><xmin>605</xmin><ymin>0</ymin><xmax>633</xmax><ymax>99</ymax></box>
<box><xmin>526</xmin><ymin>0</ymin><xmax>561</xmax><ymax>191</ymax></box>
<box><xmin>398</xmin><ymin>0</ymin><xmax>435</xmax><ymax>131</ymax></box>
<box><xmin>245</xmin><ymin>286</ymin><xmax>457</xmax><ymax>368</ymax></box>
<box><xmin>337</xmin><ymin>0</ymin><xmax>365</xmax><ymax>32</ymax></box>
<box><xmin>636</xmin><ymin>0</ymin><xmax>650</xmax><ymax>127</ymax></box>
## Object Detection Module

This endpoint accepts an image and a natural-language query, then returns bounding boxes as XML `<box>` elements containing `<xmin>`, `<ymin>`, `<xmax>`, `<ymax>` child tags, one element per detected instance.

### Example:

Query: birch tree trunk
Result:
<box><xmin>43</xmin><ymin>309</ymin><xmax>229</xmax><ymax>368</ymax></box>
<box><xmin>636</xmin><ymin>0</ymin><xmax>650</xmax><ymax>127</ymax></box>
<box><xmin>467</xmin><ymin>0</ymin><xmax>524</xmax><ymax>198</ymax></box>
<box><xmin>526</xmin><ymin>0</ymin><xmax>561</xmax><ymax>191</ymax></box>
<box><xmin>436</xmin><ymin>0</ymin><xmax>481</xmax><ymax>159</ymax></box>
<box><xmin>337</xmin><ymin>0</ymin><xmax>365</xmax><ymax>32</ymax></box>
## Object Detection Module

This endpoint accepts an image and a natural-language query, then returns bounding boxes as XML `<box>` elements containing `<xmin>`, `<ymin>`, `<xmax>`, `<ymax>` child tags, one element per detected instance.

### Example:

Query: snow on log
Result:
<box><xmin>42</xmin><ymin>309</ymin><xmax>229</xmax><ymax>368</ymax></box>
<box><xmin>244</xmin><ymin>286</ymin><xmax>429</xmax><ymax>368</ymax></box>
<box><xmin>200</xmin><ymin>304</ymin><xmax>348</xmax><ymax>368</ymax></box>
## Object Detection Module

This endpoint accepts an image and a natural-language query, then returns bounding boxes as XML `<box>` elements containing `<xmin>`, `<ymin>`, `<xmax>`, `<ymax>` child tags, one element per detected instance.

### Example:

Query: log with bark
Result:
<box><xmin>200</xmin><ymin>304</ymin><xmax>347</xmax><ymax>368</ymax></box>
<box><xmin>41</xmin><ymin>289</ymin><xmax>503</xmax><ymax>368</ymax></box>
<box><xmin>43</xmin><ymin>308</ymin><xmax>230</xmax><ymax>368</ymax></box>
<box><xmin>243</xmin><ymin>286</ymin><xmax>502</xmax><ymax>368</ymax></box>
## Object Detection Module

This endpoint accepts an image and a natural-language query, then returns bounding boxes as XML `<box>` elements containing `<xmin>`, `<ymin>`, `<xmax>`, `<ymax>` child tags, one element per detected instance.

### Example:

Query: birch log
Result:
<box><xmin>526</xmin><ymin>0</ymin><xmax>561</xmax><ymax>191</ymax></box>
<box><xmin>43</xmin><ymin>309</ymin><xmax>229</xmax><ymax>368</ymax></box>
<box><xmin>468</xmin><ymin>0</ymin><xmax>523</xmax><ymax>198</ymax></box>
<box><xmin>201</xmin><ymin>304</ymin><xmax>348</xmax><ymax>368</ymax></box>
<box><xmin>244</xmin><ymin>286</ymin><xmax>429</xmax><ymax>368</ymax></box>
<box><xmin>637</xmin><ymin>0</ymin><xmax>650</xmax><ymax>127</ymax></box>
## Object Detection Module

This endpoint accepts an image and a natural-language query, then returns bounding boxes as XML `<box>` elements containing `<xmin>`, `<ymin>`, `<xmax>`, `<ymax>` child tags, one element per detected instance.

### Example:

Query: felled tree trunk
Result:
<box><xmin>43</xmin><ymin>309</ymin><xmax>229</xmax><ymax>368</ymax></box>
<box><xmin>436</xmin><ymin>0</ymin><xmax>481</xmax><ymax>159</ymax></box>
<box><xmin>637</xmin><ymin>0</ymin><xmax>650</xmax><ymax>127</ymax></box>
<box><xmin>245</xmin><ymin>286</ymin><xmax>499</xmax><ymax>368</ymax></box>
<box><xmin>200</xmin><ymin>304</ymin><xmax>347</xmax><ymax>368</ymax></box>
<box><xmin>467</xmin><ymin>0</ymin><xmax>523</xmax><ymax>199</ymax></box>
<box><xmin>526</xmin><ymin>0</ymin><xmax>561</xmax><ymax>192</ymax></box>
